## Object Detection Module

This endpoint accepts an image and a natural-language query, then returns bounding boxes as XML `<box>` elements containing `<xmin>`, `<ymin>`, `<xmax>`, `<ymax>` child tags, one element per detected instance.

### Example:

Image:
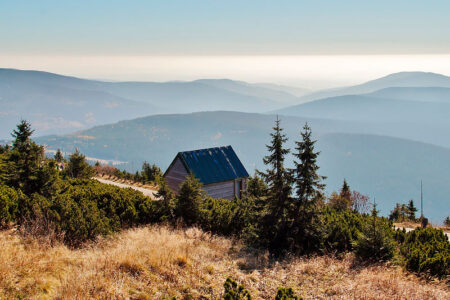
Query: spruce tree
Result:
<box><xmin>290</xmin><ymin>123</ymin><xmax>326</xmax><ymax>254</ymax></box>
<box><xmin>406</xmin><ymin>199</ymin><xmax>417</xmax><ymax>221</ymax></box>
<box><xmin>354</xmin><ymin>202</ymin><xmax>395</xmax><ymax>261</ymax></box>
<box><xmin>245</xmin><ymin>173</ymin><xmax>267</xmax><ymax>198</ymax></box>
<box><xmin>257</xmin><ymin>117</ymin><xmax>293</xmax><ymax>255</ymax></box>
<box><xmin>12</xmin><ymin>120</ymin><xmax>34</xmax><ymax>150</ymax></box>
<box><xmin>156</xmin><ymin>179</ymin><xmax>177</xmax><ymax>223</ymax></box>
<box><xmin>54</xmin><ymin>149</ymin><xmax>64</xmax><ymax>162</ymax></box>
<box><xmin>176</xmin><ymin>174</ymin><xmax>204</xmax><ymax>226</ymax></box>
<box><xmin>8</xmin><ymin>120</ymin><xmax>45</xmax><ymax>194</ymax></box>
<box><xmin>340</xmin><ymin>179</ymin><xmax>351</xmax><ymax>202</ymax></box>
<box><xmin>65</xmin><ymin>148</ymin><xmax>95</xmax><ymax>179</ymax></box>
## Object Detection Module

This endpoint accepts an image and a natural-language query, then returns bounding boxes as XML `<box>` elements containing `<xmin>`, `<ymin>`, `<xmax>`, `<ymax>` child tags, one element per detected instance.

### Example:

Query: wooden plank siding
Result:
<box><xmin>203</xmin><ymin>180</ymin><xmax>235</xmax><ymax>200</ymax></box>
<box><xmin>165</xmin><ymin>157</ymin><xmax>189</xmax><ymax>192</ymax></box>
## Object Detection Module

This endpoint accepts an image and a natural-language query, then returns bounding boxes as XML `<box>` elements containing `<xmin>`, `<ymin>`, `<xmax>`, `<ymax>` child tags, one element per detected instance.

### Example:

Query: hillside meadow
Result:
<box><xmin>0</xmin><ymin>225</ymin><xmax>448</xmax><ymax>299</ymax></box>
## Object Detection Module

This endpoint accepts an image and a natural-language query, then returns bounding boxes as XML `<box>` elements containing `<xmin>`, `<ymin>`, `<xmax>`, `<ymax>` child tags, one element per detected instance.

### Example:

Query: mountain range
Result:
<box><xmin>0</xmin><ymin>68</ymin><xmax>306</xmax><ymax>138</ymax></box>
<box><xmin>294</xmin><ymin>71</ymin><xmax>450</xmax><ymax>102</ymax></box>
<box><xmin>2</xmin><ymin>68</ymin><xmax>450</xmax><ymax>222</ymax></box>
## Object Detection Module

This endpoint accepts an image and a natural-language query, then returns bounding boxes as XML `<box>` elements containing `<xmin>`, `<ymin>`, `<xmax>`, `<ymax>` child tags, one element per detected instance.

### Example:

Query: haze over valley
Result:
<box><xmin>1</xmin><ymin>68</ymin><xmax>445</xmax><ymax>221</ymax></box>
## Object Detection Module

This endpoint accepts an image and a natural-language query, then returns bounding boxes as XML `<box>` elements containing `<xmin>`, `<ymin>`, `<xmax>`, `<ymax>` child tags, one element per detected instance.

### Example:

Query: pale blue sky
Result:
<box><xmin>1</xmin><ymin>0</ymin><xmax>449</xmax><ymax>55</ymax></box>
<box><xmin>1</xmin><ymin>1</ymin><xmax>449</xmax><ymax>87</ymax></box>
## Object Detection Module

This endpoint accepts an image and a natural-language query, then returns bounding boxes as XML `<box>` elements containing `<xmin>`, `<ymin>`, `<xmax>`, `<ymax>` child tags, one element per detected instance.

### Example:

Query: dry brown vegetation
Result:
<box><xmin>394</xmin><ymin>221</ymin><xmax>450</xmax><ymax>233</ymax></box>
<box><xmin>0</xmin><ymin>226</ymin><xmax>448</xmax><ymax>299</ymax></box>
<box><xmin>96</xmin><ymin>172</ymin><xmax>159</xmax><ymax>190</ymax></box>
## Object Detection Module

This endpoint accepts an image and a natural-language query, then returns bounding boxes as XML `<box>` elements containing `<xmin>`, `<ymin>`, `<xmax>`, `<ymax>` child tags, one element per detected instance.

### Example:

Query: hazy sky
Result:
<box><xmin>1</xmin><ymin>0</ymin><xmax>449</xmax><ymax>88</ymax></box>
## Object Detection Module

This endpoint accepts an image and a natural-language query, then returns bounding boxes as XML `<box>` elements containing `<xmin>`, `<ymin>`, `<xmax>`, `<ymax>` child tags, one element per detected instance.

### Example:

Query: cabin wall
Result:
<box><xmin>164</xmin><ymin>157</ymin><xmax>189</xmax><ymax>193</ymax></box>
<box><xmin>204</xmin><ymin>180</ymin><xmax>235</xmax><ymax>200</ymax></box>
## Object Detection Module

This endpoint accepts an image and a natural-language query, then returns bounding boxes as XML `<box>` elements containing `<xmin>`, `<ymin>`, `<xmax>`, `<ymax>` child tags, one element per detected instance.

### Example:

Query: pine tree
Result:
<box><xmin>293</xmin><ymin>123</ymin><xmax>325</xmax><ymax>206</ymax></box>
<box><xmin>12</xmin><ymin>120</ymin><xmax>34</xmax><ymax>150</ymax></box>
<box><xmin>141</xmin><ymin>161</ymin><xmax>163</xmax><ymax>183</ymax></box>
<box><xmin>65</xmin><ymin>148</ymin><xmax>95</xmax><ymax>179</ymax></box>
<box><xmin>354</xmin><ymin>202</ymin><xmax>395</xmax><ymax>261</ymax></box>
<box><xmin>54</xmin><ymin>149</ymin><xmax>64</xmax><ymax>162</ymax></box>
<box><xmin>245</xmin><ymin>173</ymin><xmax>267</xmax><ymax>198</ymax></box>
<box><xmin>445</xmin><ymin>216</ymin><xmax>450</xmax><ymax>227</ymax></box>
<box><xmin>156</xmin><ymin>179</ymin><xmax>177</xmax><ymax>223</ymax></box>
<box><xmin>8</xmin><ymin>120</ymin><xmax>45</xmax><ymax>194</ymax></box>
<box><xmin>176</xmin><ymin>174</ymin><xmax>204</xmax><ymax>226</ymax></box>
<box><xmin>340</xmin><ymin>179</ymin><xmax>351</xmax><ymax>202</ymax></box>
<box><xmin>253</xmin><ymin>117</ymin><xmax>292</xmax><ymax>256</ymax></box>
<box><xmin>389</xmin><ymin>203</ymin><xmax>402</xmax><ymax>221</ymax></box>
<box><xmin>406</xmin><ymin>199</ymin><xmax>417</xmax><ymax>221</ymax></box>
<box><xmin>290</xmin><ymin>123</ymin><xmax>326</xmax><ymax>254</ymax></box>
<box><xmin>257</xmin><ymin>117</ymin><xmax>294</xmax><ymax>255</ymax></box>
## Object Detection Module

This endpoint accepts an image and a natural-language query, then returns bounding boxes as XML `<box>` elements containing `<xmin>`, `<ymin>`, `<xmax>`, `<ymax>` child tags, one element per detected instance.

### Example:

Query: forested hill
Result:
<box><xmin>37</xmin><ymin>111</ymin><xmax>450</xmax><ymax>222</ymax></box>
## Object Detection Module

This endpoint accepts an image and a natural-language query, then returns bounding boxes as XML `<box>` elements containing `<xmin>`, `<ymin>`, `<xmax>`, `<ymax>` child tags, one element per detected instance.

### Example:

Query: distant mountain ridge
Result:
<box><xmin>0</xmin><ymin>68</ymin><xmax>307</xmax><ymax>138</ymax></box>
<box><xmin>276</xmin><ymin>85</ymin><xmax>450</xmax><ymax>148</ymax></box>
<box><xmin>295</xmin><ymin>71</ymin><xmax>450</xmax><ymax>102</ymax></box>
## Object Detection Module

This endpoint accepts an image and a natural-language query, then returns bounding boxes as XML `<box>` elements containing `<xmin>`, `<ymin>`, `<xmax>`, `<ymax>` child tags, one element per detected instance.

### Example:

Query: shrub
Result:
<box><xmin>223</xmin><ymin>278</ymin><xmax>251</xmax><ymax>300</ymax></box>
<box><xmin>445</xmin><ymin>216</ymin><xmax>450</xmax><ymax>227</ymax></box>
<box><xmin>0</xmin><ymin>184</ymin><xmax>20</xmax><ymax>226</ymax></box>
<box><xmin>275</xmin><ymin>287</ymin><xmax>302</xmax><ymax>300</ymax></box>
<box><xmin>353</xmin><ymin>206</ymin><xmax>395</xmax><ymax>262</ymax></box>
<box><xmin>176</xmin><ymin>174</ymin><xmax>204</xmax><ymax>226</ymax></box>
<box><xmin>400</xmin><ymin>228</ymin><xmax>449</xmax><ymax>278</ymax></box>
<box><xmin>394</xmin><ymin>228</ymin><xmax>407</xmax><ymax>244</ymax></box>
<box><xmin>64</xmin><ymin>149</ymin><xmax>95</xmax><ymax>179</ymax></box>
<box><xmin>323</xmin><ymin>208</ymin><xmax>364</xmax><ymax>253</ymax></box>
<box><xmin>11</xmin><ymin>178</ymin><xmax>158</xmax><ymax>246</ymax></box>
<box><xmin>199</xmin><ymin>196</ymin><xmax>255</xmax><ymax>236</ymax></box>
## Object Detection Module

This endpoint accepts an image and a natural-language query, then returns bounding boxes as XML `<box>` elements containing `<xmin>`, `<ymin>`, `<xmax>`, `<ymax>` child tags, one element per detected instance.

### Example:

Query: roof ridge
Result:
<box><xmin>178</xmin><ymin>145</ymin><xmax>231</xmax><ymax>154</ymax></box>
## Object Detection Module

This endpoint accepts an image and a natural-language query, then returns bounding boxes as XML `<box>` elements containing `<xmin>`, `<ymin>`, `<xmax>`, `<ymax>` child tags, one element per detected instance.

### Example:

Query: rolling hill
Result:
<box><xmin>295</xmin><ymin>71</ymin><xmax>450</xmax><ymax>102</ymax></box>
<box><xmin>276</xmin><ymin>87</ymin><xmax>450</xmax><ymax>148</ymax></box>
<box><xmin>36</xmin><ymin>111</ymin><xmax>450</xmax><ymax>222</ymax></box>
<box><xmin>0</xmin><ymin>68</ymin><xmax>305</xmax><ymax>138</ymax></box>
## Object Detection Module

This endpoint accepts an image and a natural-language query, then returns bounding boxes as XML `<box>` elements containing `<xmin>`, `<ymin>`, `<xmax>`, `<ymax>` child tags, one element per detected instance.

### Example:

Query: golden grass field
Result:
<box><xmin>0</xmin><ymin>225</ymin><xmax>448</xmax><ymax>299</ymax></box>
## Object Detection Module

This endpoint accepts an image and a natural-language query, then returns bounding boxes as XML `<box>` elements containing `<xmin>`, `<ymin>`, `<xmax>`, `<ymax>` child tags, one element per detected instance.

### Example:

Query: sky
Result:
<box><xmin>1</xmin><ymin>0</ymin><xmax>450</xmax><ymax>88</ymax></box>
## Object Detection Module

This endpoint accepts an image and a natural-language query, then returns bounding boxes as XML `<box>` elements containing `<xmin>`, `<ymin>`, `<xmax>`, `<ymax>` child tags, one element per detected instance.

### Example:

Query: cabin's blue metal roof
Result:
<box><xmin>178</xmin><ymin>146</ymin><xmax>249</xmax><ymax>185</ymax></box>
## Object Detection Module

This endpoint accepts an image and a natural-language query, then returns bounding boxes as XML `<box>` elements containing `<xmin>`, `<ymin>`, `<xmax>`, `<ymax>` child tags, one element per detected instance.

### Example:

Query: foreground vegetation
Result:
<box><xmin>0</xmin><ymin>120</ymin><xmax>449</xmax><ymax>298</ymax></box>
<box><xmin>0</xmin><ymin>225</ymin><xmax>448</xmax><ymax>299</ymax></box>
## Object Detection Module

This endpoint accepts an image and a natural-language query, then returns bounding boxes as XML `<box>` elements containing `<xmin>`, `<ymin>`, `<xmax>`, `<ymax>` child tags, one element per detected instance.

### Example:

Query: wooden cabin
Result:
<box><xmin>164</xmin><ymin>146</ymin><xmax>249</xmax><ymax>200</ymax></box>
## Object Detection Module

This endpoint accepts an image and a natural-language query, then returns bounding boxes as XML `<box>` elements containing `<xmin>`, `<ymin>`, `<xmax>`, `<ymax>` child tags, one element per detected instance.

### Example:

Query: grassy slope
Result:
<box><xmin>0</xmin><ymin>226</ymin><xmax>448</xmax><ymax>299</ymax></box>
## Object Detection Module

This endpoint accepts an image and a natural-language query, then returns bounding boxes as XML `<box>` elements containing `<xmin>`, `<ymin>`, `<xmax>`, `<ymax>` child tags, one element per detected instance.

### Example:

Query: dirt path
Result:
<box><xmin>95</xmin><ymin>177</ymin><xmax>159</xmax><ymax>200</ymax></box>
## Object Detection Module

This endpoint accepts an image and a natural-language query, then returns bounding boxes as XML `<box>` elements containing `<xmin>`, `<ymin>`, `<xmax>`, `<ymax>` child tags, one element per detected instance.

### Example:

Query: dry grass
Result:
<box><xmin>97</xmin><ymin>173</ymin><xmax>158</xmax><ymax>190</ymax></box>
<box><xmin>394</xmin><ymin>221</ymin><xmax>450</xmax><ymax>233</ymax></box>
<box><xmin>0</xmin><ymin>226</ymin><xmax>448</xmax><ymax>299</ymax></box>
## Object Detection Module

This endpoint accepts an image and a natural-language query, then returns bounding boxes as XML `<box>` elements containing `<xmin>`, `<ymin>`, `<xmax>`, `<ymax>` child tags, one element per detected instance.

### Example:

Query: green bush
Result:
<box><xmin>353</xmin><ymin>207</ymin><xmax>395</xmax><ymax>262</ymax></box>
<box><xmin>199</xmin><ymin>196</ymin><xmax>255</xmax><ymax>236</ymax></box>
<box><xmin>176</xmin><ymin>174</ymin><xmax>204</xmax><ymax>226</ymax></box>
<box><xmin>51</xmin><ymin>179</ymin><xmax>157</xmax><ymax>245</ymax></box>
<box><xmin>394</xmin><ymin>228</ymin><xmax>407</xmax><ymax>244</ymax></box>
<box><xmin>400</xmin><ymin>228</ymin><xmax>449</xmax><ymax>277</ymax></box>
<box><xmin>275</xmin><ymin>287</ymin><xmax>302</xmax><ymax>300</ymax></box>
<box><xmin>322</xmin><ymin>208</ymin><xmax>364</xmax><ymax>253</ymax></box>
<box><xmin>0</xmin><ymin>184</ymin><xmax>20</xmax><ymax>226</ymax></box>
<box><xmin>223</xmin><ymin>278</ymin><xmax>251</xmax><ymax>300</ymax></box>
<box><xmin>9</xmin><ymin>178</ymin><xmax>159</xmax><ymax>246</ymax></box>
